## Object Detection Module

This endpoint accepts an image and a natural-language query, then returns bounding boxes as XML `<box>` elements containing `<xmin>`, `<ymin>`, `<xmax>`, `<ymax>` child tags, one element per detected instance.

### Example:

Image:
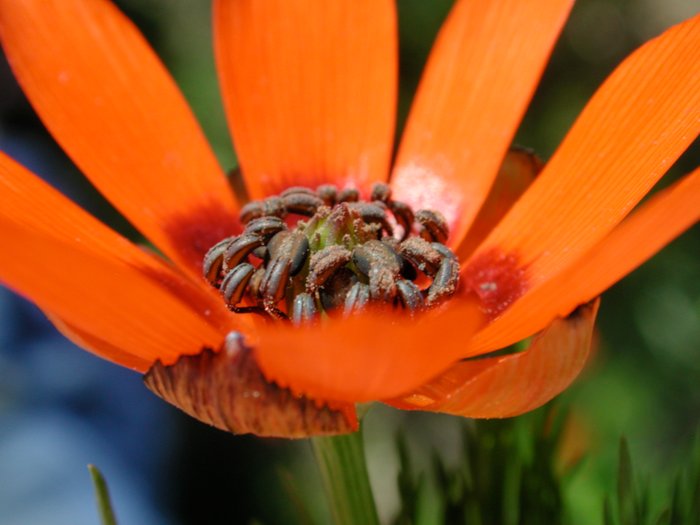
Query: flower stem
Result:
<box><xmin>312</xmin><ymin>431</ymin><xmax>379</xmax><ymax>525</ymax></box>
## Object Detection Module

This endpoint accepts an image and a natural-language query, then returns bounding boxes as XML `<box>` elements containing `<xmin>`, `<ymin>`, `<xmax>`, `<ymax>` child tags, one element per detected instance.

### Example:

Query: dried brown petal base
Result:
<box><xmin>143</xmin><ymin>333</ymin><xmax>358</xmax><ymax>438</ymax></box>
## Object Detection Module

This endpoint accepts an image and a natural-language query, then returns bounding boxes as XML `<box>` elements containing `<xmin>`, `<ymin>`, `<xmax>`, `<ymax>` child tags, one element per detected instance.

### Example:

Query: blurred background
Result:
<box><xmin>0</xmin><ymin>0</ymin><xmax>698</xmax><ymax>523</ymax></box>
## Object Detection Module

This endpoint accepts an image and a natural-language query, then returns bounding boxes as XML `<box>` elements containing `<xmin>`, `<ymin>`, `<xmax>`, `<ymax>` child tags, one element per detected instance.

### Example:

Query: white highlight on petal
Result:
<box><xmin>391</xmin><ymin>159</ymin><xmax>463</xmax><ymax>232</ymax></box>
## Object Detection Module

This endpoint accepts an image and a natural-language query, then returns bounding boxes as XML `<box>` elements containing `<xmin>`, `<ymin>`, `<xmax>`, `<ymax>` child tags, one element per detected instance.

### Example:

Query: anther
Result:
<box><xmin>243</xmin><ymin>216</ymin><xmax>287</xmax><ymax>240</ymax></box>
<box><xmin>352</xmin><ymin>239</ymin><xmax>401</xmax><ymax>278</ymax></box>
<box><xmin>282</xmin><ymin>192</ymin><xmax>324</xmax><ymax>216</ymax></box>
<box><xmin>416</xmin><ymin>209</ymin><xmax>449</xmax><ymax>244</ymax></box>
<box><xmin>240</xmin><ymin>196</ymin><xmax>286</xmax><ymax>223</ymax></box>
<box><xmin>292</xmin><ymin>293</ymin><xmax>317</xmax><ymax>325</ymax></box>
<box><xmin>205</xmin><ymin>183</ymin><xmax>460</xmax><ymax>322</ymax></box>
<box><xmin>307</xmin><ymin>246</ymin><xmax>352</xmax><ymax>294</ymax></box>
<box><xmin>239</xmin><ymin>202</ymin><xmax>263</xmax><ymax>224</ymax></box>
<box><xmin>203</xmin><ymin>237</ymin><xmax>234</xmax><ymax>286</ymax></box>
<box><xmin>352</xmin><ymin>240</ymin><xmax>401</xmax><ymax>302</ymax></box>
<box><xmin>389</xmin><ymin>200</ymin><xmax>415</xmax><ymax>240</ymax></box>
<box><xmin>427</xmin><ymin>257</ymin><xmax>460</xmax><ymax>306</ymax></box>
<box><xmin>247</xmin><ymin>267</ymin><xmax>265</xmax><ymax>300</ymax></box>
<box><xmin>368</xmin><ymin>267</ymin><xmax>397</xmax><ymax>302</ymax></box>
<box><xmin>396</xmin><ymin>279</ymin><xmax>424</xmax><ymax>312</ymax></box>
<box><xmin>344</xmin><ymin>281</ymin><xmax>370</xmax><ymax>315</ymax></box>
<box><xmin>316</xmin><ymin>184</ymin><xmax>338</xmax><ymax>206</ymax></box>
<box><xmin>319</xmin><ymin>268</ymin><xmax>357</xmax><ymax>311</ymax></box>
<box><xmin>267</xmin><ymin>231</ymin><xmax>310</xmax><ymax>277</ymax></box>
<box><xmin>223</xmin><ymin>234</ymin><xmax>266</xmax><ymax>271</ymax></box>
<box><xmin>370</xmin><ymin>182</ymin><xmax>392</xmax><ymax>203</ymax></box>
<box><xmin>397</xmin><ymin>237</ymin><xmax>442</xmax><ymax>276</ymax></box>
<box><xmin>431</xmin><ymin>242</ymin><xmax>457</xmax><ymax>260</ymax></box>
<box><xmin>338</xmin><ymin>188</ymin><xmax>359</xmax><ymax>203</ymax></box>
<box><xmin>260</xmin><ymin>257</ymin><xmax>292</xmax><ymax>312</ymax></box>
<box><xmin>349</xmin><ymin>202</ymin><xmax>393</xmax><ymax>236</ymax></box>
<box><xmin>221</xmin><ymin>263</ymin><xmax>255</xmax><ymax>307</ymax></box>
<box><xmin>281</xmin><ymin>186</ymin><xmax>318</xmax><ymax>198</ymax></box>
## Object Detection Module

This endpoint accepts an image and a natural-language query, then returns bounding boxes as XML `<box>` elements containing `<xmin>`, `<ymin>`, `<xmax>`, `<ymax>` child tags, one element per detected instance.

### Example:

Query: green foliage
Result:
<box><xmin>394</xmin><ymin>406</ymin><xmax>570</xmax><ymax>525</ymax></box>
<box><xmin>603</xmin><ymin>436</ymin><xmax>700</xmax><ymax>525</ymax></box>
<box><xmin>393</xmin><ymin>410</ymin><xmax>700</xmax><ymax>525</ymax></box>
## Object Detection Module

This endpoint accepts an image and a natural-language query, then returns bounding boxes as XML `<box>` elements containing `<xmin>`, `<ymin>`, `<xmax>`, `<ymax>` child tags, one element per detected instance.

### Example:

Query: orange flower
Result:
<box><xmin>0</xmin><ymin>0</ymin><xmax>698</xmax><ymax>438</ymax></box>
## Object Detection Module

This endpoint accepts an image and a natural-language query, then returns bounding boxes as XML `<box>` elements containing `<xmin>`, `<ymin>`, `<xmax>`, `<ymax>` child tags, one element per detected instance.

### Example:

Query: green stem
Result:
<box><xmin>312</xmin><ymin>431</ymin><xmax>380</xmax><ymax>525</ymax></box>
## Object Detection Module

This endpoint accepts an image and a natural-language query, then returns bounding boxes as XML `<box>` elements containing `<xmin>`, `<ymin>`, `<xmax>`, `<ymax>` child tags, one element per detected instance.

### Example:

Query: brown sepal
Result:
<box><xmin>143</xmin><ymin>333</ymin><xmax>358</xmax><ymax>438</ymax></box>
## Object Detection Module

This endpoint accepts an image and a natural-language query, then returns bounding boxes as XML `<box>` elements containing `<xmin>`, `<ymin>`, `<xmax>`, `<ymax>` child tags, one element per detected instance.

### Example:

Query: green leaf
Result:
<box><xmin>87</xmin><ymin>465</ymin><xmax>118</xmax><ymax>525</ymax></box>
<box><xmin>603</xmin><ymin>496</ymin><xmax>616</xmax><ymax>525</ymax></box>
<box><xmin>688</xmin><ymin>435</ymin><xmax>700</xmax><ymax>523</ymax></box>
<box><xmin>665</xmin><ymin>477</ymin><xmax>681</xmax><ymax>525</ymax></box>
<box><xmin>502</xmin><ymin>455</ymin><xmax>521</xmax><ymax>525</ymax></box>
<box><xmin>617</xmin><ymin>438</ymin><xmax>636</xmax><ymax>525</ymax></box>
<box><xmin>413</xmin><ymin>475</ymin><xmax>439</xmax><ymax>525</ymax></box>
<box><xmin>394</xmin><ymin>432</ymin><xmax>419</xmax><ymax>525</ymax></box>
<box><xmin>653</xmin><ymin>508</ymin><xmax>670</xmax><ymax>525</ymax></box>
<box><xmin>638</xmin><ymin>477</ymin><xmax>650</xmax><ymax>523</ymax></box>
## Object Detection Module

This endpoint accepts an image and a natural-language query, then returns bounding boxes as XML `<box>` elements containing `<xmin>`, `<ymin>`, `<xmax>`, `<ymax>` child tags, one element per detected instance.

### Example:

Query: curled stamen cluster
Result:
<box><xmin>203</xmin><ymin>183</ymin><xmax>460</xmax><ymax>324</ymax></box>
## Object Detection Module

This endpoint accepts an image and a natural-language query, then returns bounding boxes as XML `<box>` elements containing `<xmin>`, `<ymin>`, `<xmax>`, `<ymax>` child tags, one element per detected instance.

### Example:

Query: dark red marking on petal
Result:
<box><xmin>462</xmin><ymin>248</ymin><xmax>528</xmax><ymax>319</ymax></box>
<box><xmin>135</xmin><ymin>261</ymin><xmax>236</xmax><ymax>337</ymax></box>
<box><xmin>163</xmin><ymin>203</ymin><xmax>243</xmax><ymax>275</ymax></box>
<box><xmin>144</xmin><ymin>333</ymin><xmax>358</xmax><ymax>438</ymax></box>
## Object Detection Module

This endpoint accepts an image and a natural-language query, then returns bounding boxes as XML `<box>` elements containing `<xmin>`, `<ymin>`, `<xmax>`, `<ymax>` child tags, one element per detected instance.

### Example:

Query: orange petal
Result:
<box><xmin>254</xmin><ymin>298</ymin><xmax>486</xmax><ymax>403</ymax></box>
<box><xmin>391</xmin><ymin>0</ymin><xmax>573</xmax><ymax>247</ymax></box>
<box><xmin>0</xmin><ymin>152</ymin><xmax>245</xmax><ymax>371</ymax></box>
<box><xmin>48</xmin><ymin>315</ymin><xmax>152</xmax><ymax>372</ymax></box>
<box><xmin>389</xmin><ymin>299</ymin><xmax>599</xmax><ymax>418</ymax></box>
<box><xmin>471</xmin><ymin>166</ymin><xmax>700</xmax><ymax>353</ymax></box>
<box><xmin>455</xmin><ymin>148</ymin><xmax>542</xmax><ymax>260</ymax></box>
<box><xmin>0</xmin><ymin>0</ymin><xmax>240</xmax><ymax>277</ymax></box>
<box><xmin>464</xmin><ymin>14</ymin><xmax>700</xmax><ymax>315</ymax></box>
<box><xmin>214</xmin><ymin>0</ymin><xmax>397</xmax><ymax>198</ymax></box>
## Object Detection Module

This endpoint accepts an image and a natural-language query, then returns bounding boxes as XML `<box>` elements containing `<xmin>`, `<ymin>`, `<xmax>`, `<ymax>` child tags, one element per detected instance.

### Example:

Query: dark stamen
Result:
<box><xmin>398</xmin><ymin>237</ymin><xmax>442</xmax><ymax>276</ymax></box>
<box><xmin>292</xmin><ymin>293</ymin><xmax>317</xmax><ymax>325</ymax></box>
<box><xmin>370</xmin><ymin>182</ymin><xmax>392</xmax><ymax>203</ymax></box>
<box><xmin>224</xmin><ymin>234</ymin><xmax>266</xmax><ymax>271</ymax></box>
<box><xmin>416</xmin><ymin>209</ymin><xmax>449</xmax><ymax>244</ymax></box>
<box><xmin>344</xmin><ymin>281</ymin><xmax>370</xmax><ymax>315</ymax></box>
<box><xmin>396</xmin><ymin>279</ymin><xmax>424</xmax><ymax>312</ymax></box>
<box><xmin>307</xmin><ymin>246</ymin><xmax>353</xmax><ymax>294</ymax></box>
<box><xmin>316</xmin><ymin>184</ymin><xmax>338</xmax><ymax>206</ymax></box>
<box><xmin>202</xmin><ymin>182</ymin><xmax>460</xmax><ymax>321</ymax></box>
<box><xmin>244</xmin><ymin>216</ymin><xmax>286</xmax><ymax>239</ymax></box>
<box><xmin>203</xmin><ymin>237</ymin><xmax>234</xmax><ymax>285</ymax></box>
<box><xmin>240</xmin><ymin>196</ymin><xmax>286</xmax><ymax>223</ymax></box>
<box><xmin>221</xmin><ymin>263</ymin><xmax>255</xmax><ymax>307</ymax></box>
<box><xmin>338</xmin><ymin>188</ymin><xmax>359</xmax><ymax>203</ymax></box>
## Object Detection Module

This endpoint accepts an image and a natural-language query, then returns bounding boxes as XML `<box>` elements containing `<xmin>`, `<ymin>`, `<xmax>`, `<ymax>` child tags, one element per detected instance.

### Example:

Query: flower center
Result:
<box><xmin>202</xmin><ymin>183</ymin><xmax>460</xmax><ymax>323</ymax></box>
